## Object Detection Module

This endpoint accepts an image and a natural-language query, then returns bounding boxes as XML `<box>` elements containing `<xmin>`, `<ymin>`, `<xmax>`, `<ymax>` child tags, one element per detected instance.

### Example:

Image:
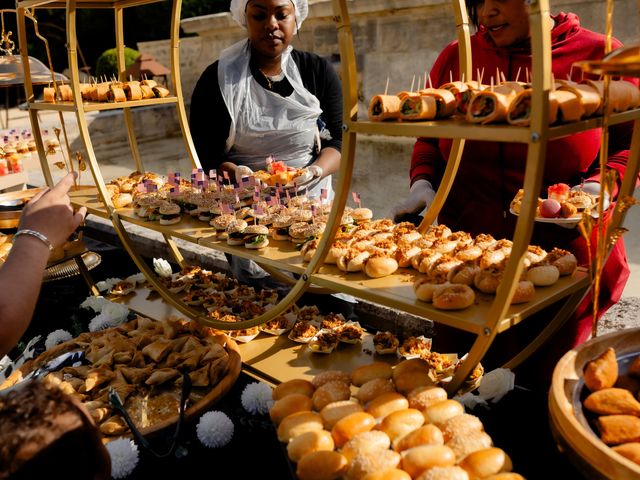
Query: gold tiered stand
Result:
<box><xmin>15</xmin><ymin>0</ymin><xmax>640</xmax><ymax>395</ymax></box>
<box><xmin>325</xmin><ymin>0</ymin><xmax>640</xmax><ymax>394</ymax></box>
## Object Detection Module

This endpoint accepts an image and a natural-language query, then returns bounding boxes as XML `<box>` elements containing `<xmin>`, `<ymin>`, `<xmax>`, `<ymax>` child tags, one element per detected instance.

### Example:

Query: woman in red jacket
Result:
<box><xmin>391</xmin><ymin>0</ymin><xmax>640</xmax><ymax>378</ymax></box>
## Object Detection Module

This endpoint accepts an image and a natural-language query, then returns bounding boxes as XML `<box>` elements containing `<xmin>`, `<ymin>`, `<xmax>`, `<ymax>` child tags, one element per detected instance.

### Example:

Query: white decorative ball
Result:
<box><xmin>197</xmin><ymin>411</ymin><xmax>234</xmax><ymax>448</ymax></box>
<box><xmin>240</xmin><ymin>381</ymin><xmax>274</xmax><ymax>415</ymax></box>
<box><xmin>106</xmin><ymin>438</ymin><xmax>139</xmax><ymax>479</ymax></box>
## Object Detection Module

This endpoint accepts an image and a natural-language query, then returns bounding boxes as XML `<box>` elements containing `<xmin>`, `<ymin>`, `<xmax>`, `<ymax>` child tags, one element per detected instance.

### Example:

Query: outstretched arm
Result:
<box><xmin>0</xmin><ymin>172</ymin><xmax>86</xmax><ymax>356</ymax></box>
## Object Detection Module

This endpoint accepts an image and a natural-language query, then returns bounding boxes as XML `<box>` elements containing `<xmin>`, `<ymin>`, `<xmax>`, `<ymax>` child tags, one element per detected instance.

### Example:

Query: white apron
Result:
<box><xmin>218</xmin><ymin>39</ymin><xmax>332</xmax><ymax>198</ymax></box>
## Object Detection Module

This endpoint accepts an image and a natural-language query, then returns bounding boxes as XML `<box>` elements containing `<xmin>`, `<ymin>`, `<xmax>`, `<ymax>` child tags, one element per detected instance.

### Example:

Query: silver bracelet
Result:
<box><xmin>14</xmin><ymin>229</ymin><xmax>53</xmax><ymax>251</ymax></box>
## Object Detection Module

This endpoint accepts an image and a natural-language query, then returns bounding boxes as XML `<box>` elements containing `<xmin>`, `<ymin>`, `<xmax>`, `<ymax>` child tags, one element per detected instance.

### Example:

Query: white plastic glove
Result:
<box><xmin>572</xmin><ymin>181</ymin><xmax>611</xmax><ymax>211</ymax></box>
<box><xmin>308</xmin><ymin>165</ymin><xmax>323</xmax><ymax>178</ymax></box>
<box><xmin>389</xmin><ymin>179</ymin><xmax>436</xmax><ymax>223</ymax></box>
<box><xmin>234</xmin><ymin>165</ymin><xmax>253</xmax><ymax>184</ymax></box>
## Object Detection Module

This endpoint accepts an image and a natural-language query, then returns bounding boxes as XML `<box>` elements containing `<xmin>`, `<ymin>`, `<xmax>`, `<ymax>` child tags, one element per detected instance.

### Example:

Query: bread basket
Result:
<box><xmin>549</xmin><ymin>327</ymin><xmax>640</xmax><ymax>479</ymax></box>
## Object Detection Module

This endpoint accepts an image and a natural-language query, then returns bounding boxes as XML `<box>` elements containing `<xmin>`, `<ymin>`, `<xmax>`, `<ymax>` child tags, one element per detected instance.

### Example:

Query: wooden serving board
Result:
<box><xmin>549</xmin><ymin>327</ymin><xmax>640</xmax><ymax>479</ymax></box>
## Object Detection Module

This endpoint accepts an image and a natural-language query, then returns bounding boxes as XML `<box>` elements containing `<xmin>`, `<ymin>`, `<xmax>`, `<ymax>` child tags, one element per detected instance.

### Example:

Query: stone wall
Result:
<box><xmin>134</xmin><ymin>0</ymin><xmax>639</xmax><ymax>217</ymax></box>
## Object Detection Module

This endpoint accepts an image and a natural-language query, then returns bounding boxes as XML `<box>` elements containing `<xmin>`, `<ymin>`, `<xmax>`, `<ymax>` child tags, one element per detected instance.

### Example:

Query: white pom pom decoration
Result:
<box><xmin>44</xmin><ymin>329</ymin><xmax>73</xmax><ymax>350</ymax></box>
<box><xmin>240</xmin><ymin>381</ymin><xmax>274</xmax><ymax>415</ymax></box>
<box><xmin>197</xmin><ymin>411</ymin><xmax>234</xmax><ymax>448</ymax></box>
<box><xmin>106</xmin><ymin>438</ymin><xmax>139</xmax><ymax>479</ymax></box>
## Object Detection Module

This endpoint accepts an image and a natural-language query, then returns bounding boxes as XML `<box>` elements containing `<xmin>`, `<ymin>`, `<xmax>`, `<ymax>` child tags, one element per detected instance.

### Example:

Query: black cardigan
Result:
<box><xmin>189</xmin><ymin>49</ymin><xmax>343</xmax><ymax>174</ymax></box>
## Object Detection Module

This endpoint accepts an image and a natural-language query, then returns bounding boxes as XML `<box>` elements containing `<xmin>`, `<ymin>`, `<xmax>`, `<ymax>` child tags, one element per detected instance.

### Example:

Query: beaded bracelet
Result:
<box><xmin>13</xmin><ymin>229</ymin><xmax>54</xmax><ymax>251</ymax></box>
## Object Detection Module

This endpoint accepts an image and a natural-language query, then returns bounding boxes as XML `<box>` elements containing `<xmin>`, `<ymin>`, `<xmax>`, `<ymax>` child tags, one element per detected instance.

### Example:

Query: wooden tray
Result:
<box><xmin>549</xmin><ymin>327</ymin><xmax>640</xmax><ymax>479</ymax></box>
<box><xmin>0</xmin><ymin>321</ymin><xmax>242</xmax><ymax>441</ymax></box>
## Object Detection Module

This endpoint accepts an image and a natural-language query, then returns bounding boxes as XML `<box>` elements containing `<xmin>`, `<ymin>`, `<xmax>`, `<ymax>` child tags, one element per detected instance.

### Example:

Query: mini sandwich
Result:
<box><xmin>158</xmin><ymin>202</ymin><xmax>181</xmax><ymax>225</ymax></box>
<box><xmin>243</xmin><ymin>224</ymin><xmax>270</xmax><ymax>249</ymax></box>
<box><xmin>418</xmin><ymin>88</ymin><xmax>457</xmax><ymax>118</ymax></box>
<box><xmin>210</xmin><ymin>213</ymin><xmax>237</xmax><ymax>239</ymax></box>
<box><xmin>226</xmin><ymin>220</ymin><xmax>248</xmax><ymax>246</ymax></box>
<box><xmin>368</xmin><ymin>94</ymin><xmax>402</xmax><ymax>121</ymax></box>
<box><xmin>288</xmin><ymin>221</ymin><xmax>312</xmax><ymax>245</ymax></box>
<box><xmin>271</xmin><ymin>215</ymin><xmax>294</xmax><ymax>241</ymax></box>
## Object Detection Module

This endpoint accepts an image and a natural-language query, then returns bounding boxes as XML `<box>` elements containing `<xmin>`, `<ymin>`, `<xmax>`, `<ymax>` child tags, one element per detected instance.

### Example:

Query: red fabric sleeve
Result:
<box><xmin>410</xmin><ymin>138</ymin><xmax>445</xmax><ymax>187</ymax></box>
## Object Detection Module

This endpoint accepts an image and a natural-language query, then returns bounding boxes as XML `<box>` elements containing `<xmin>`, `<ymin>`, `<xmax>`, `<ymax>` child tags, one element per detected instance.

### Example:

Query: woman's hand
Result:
<box><xmin>19</xmin><ymin>172</ymin><xmax>87</xmax><ymax>248</ymax></box>
<box><xmin>389</xmin><ymin>179</ymin><xmax>436</xmax><ymax>223</ymax></box>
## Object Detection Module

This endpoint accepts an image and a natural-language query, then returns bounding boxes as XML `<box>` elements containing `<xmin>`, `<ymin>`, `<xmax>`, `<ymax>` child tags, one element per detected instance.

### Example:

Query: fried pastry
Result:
<box><xmin>583</xmin><ymin>388</ymin><xmax>640</xmax><ymax>416</ymax></box>
<box><xmin>612</xmin><ymin>442</ymin><xmax>640</xmax><ymax>466</ymax></box>
<box><xmin>584</xmin><ymin>347</ymin><xmax>618</xmax><ymax>391</ymax></box>
<box><xmin>597</xmin><ymin>415</ymin><xmax>640</xmax><ymax>445</ymax></box>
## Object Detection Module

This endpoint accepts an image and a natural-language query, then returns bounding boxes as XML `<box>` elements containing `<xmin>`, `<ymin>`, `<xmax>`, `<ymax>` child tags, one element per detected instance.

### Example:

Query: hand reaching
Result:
<box><xmin>389</xmin><ymin>179</ymin><xmax>436</xmax><ymax>223</ymax></box>
<box><xmin>234</xmin><ymin>165</ymin><xmax>254</xmax><ymax>184</ymax></box>
<box><xmin>19</xmin><ymin>172</ymin><xmax>87</xmax><ymax>248</ymax></box>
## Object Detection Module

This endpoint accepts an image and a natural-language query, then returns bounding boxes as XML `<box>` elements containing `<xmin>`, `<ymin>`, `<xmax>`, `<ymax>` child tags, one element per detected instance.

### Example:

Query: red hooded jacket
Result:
<box><xmin>410</xmin><ymin>12</ymin><xmax>639</xmax><ymax>347</ymax></box>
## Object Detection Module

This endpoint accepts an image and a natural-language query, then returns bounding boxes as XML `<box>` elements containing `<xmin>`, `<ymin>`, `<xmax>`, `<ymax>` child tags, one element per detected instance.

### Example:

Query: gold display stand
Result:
<box><xmin>16</xmin><ymin>0</ymin><xmax>640</xmax><ymax>395</ymax></box>
<box><xmin>326</xmin><ymin>0</ymin><xmax>640</xmax><ymax>394</ymax></box>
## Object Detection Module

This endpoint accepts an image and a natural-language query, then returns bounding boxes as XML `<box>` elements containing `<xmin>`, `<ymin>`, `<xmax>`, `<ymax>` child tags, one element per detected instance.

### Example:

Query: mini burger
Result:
<box><xmin>288</xmin><ymin>221</ymin><xmax>312</xmax><ymax>245</ymax></box>
<box><xmin>210</xmin><ymin>213</ymin><xmax>236</xmax><ymax>239</ymax></box>
<box><xmin>352</xmin><ymin>207</ymin><xmax>373</xmax><ymax>224</ymax></box>
<box><xmin>243</xmin><ymin>224</ymin><xmax>270</xmax><ymax>249</ymax></box>
<box><xmin>226</xmin><ymin>220</ymin><xmax>249</xmax><ymax>246</ymax></box>
<box><xmin>271</xmin><ymin>215</ymin><xmax>294</xmax><ymax>241</ymax></box>
<box><xmin>158</xmin><ymin>202</ymin><xmax>181</xmax><ymax>225</ymax></box>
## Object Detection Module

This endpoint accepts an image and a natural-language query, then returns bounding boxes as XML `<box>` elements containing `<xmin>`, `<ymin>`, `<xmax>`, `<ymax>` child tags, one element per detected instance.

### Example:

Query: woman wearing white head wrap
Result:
<box><xmin>189</xmin><ymin>0</ymin><xmax>343</xmax><ymax>287</ymax></box>
<box><xmin>230</xmin><ymin>0</ymin><xmax>309</xmax><ymax>33</ymax></box>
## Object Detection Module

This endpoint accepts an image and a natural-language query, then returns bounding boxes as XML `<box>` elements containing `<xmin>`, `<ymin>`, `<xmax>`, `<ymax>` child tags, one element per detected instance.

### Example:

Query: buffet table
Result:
<box><xmin>14</xmin><ymin>235</ymin><xmax>593</xmax><ymax>479</ymax></box>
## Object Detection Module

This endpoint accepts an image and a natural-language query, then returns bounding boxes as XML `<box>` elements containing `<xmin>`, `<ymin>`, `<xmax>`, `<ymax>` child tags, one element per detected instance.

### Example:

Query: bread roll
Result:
<box><xmin>273</xmin><ymin>379</ymin><xmax>315</xmax><ymax>400</ymax></box>
<box><xmin>439</xmin><ymin>414</ymin><xmax>484</xmax><ymax>443</ymax></box>
<box><xmin>423</xmin><ymin>400</ymin><xmax>465</xmax><ymax>427</ymax></box>
<box><xmin>296</xmin><ymin>450</ymin><xmax>348</xmax><ymax>480</ymax></box>
<box><xmin>394</xmin><ymin>370</ymin><xmax>436</xmax><ymax>396</ymax></box>
<box><xmin>459</xmin><ymin>447</ymin><xmax>512</xmax><ymax>478</ymax></box>
<box><xmin>287</xmin><ymin>429</ymin><xmax>335</xmax><ymax>463</ymax></box>
<box><xmin>378</xmin><ymin>408</ymin><xmax>425</xmax><ymax>443</ymax></box>
<box><xmin>366</xmin><ymin>392</ymin><xmax>409</xmax><ymax>420</ymax></box>
<box><xmin>356</xmin><ymin>378</ymin><xmax>396</xmax><ymax>404</ymax></box>
<box><xmin>401</xmin><ymin>445</ymin><xmax>456</xmax><ymax>478</ymax></box>
<box><xmin>432</xmin><ymin>284</ymin><xmax>475</xmax><ymax>310</ymax></box>
<box><xmin>321</xmin><ymin>400</ymin><xmax>363</xmax><ymax>430</ymax></box>
<box><xmin>483</xmin><ymin>474</ymin><xmax>526</xmax><ymax>480</ymax></box>
<box><xmin>345</xmin><ymin>449</ymin><xmax>402</xmax><ymax>480</ymax></box>
<box><xmin>313</xmin><ymin>381</ymin><xmax>352</xmax><ymax>411</ymax></box>
<box><xmin>393</xmin><ymin>424</ymin><xmax>444</xmax><ymax>452</ymax></box>
<box><xmin>364</xmin><ymin>256</ymin><xmax>399</xmax><ymax>278</ymax></box>
<box><xmin>510</xmin><ymin>280</ymin><xmax>535</xmax><ymax>304</ymax></box>
<box><xmin>362</xmin><ymin>469</ymin><xmax>412</xmax><ymax>480</ymax></box>
<box><xmin>332</xmin><ymin>411</ymin><xmax>376</xmax><ymax>447</ymax></box>
<box><xmin>525</xmin><ymin>265</ymin><xmax>560</xmax><ymax>287</ymax></box>
<box><xmin>394</xmin><ymin>359</ymin><xmax>430</xmax><ymax>381</ymax></box>
<box><xmin>312</xmin><ymin>370</ymin><xmax>351</xmax><ymax>388</ymax></box>
<box><xmin>277</xmin><ymin>411</ymin><xmax>324</xmax><ymax>443</ymax></box>
<box><xmin>416</xmin><ymin>466</ymin><xmax>469</xmax><ymax>480</ymax></box>
<box><xmin>341</xmin><ymin>430</ymin><xmax>392</xmax><ymax>462</ymax></box>
<box><xmin>352</xmin><ymin>362</ymin><xmax>394</xmax><ymax>387</ymax></box>
<box><xmin>407</xmin><ymin>386</ymin><xmax>448</xmax><ymax>411</ymax></box>
<box><xmin>270</xmin><ymin>393</ymin><xmax>313</xmax><ymax>425</ymax></box>
<box><xmin>446</xmin><ymin>431</ymin><xmax>494</xmax><ymax>461</ymax></box>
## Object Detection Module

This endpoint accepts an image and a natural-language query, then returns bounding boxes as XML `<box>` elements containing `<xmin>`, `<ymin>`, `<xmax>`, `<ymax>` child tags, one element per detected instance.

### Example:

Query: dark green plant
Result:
<box><xmin>95</xmin><ymin>46</ymin><xmax>140</xmax><ymax>79</ymax></box>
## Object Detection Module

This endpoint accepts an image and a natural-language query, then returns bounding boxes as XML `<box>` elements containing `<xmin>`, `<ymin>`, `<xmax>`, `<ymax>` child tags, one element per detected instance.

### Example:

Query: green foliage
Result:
<box><xmin>21</xmin><ymin>1</ymin><xmax>230</xmax><ymax>81</ymax></box>
<box><xmin>95</xmin><ymin>47</ymin><xmax>140</xmax><ymax>79</ymax></box>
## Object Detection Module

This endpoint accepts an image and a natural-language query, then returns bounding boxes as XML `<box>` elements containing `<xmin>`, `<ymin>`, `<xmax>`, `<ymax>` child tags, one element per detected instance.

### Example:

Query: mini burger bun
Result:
<box><xmin>244</xmin><ymin>224</ymin><xmax>270</xmax><ymax>249</ymax></box>
<box><xmin>296</xmin><ymin>450</ymin><xmax>348</xmax><ymax>480</ymax></box>
<box><xmin>273</xmin><ymin>379</ymin><xmax>316</xmax><ymax>400</ymax></box>
<box><xmin>352</xmin><ymin>207</ymin><xmax>373</xmax><ymax>222</ymax></box>
<box><xmin>364</xmin><ymin>256</ymin><xmax>399</xmax><ymax>278</ymax></box>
